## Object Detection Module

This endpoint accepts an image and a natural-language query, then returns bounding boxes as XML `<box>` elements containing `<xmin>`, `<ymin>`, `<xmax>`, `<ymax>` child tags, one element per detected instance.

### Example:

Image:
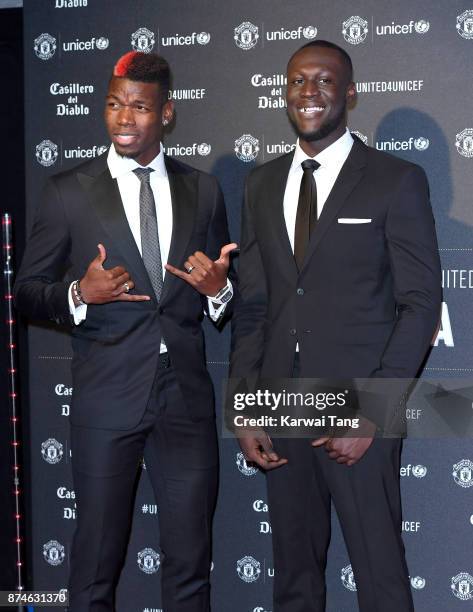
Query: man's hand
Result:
<box><xmin>312</xmin><ymin>436</ymin><xmax>374</xmax><ymax>466</ymax></box>
<box><xmin>311</xmin><ymin>418</ymin><xmax>376</xmax><ymax>466</ymax></box>
<box><xmin>238</xmin><ymin>429</ymin><xmax>288</xmax><ymax>471</ymax></box>
<box><xmin>79</xmin><ymin>244</ymin><xmax>151</xmax><ymax>305</ymax></box>
<box><xmin>165</xmin><ymin>243</ymin><xmax>238</xmax><ymax>297</ymax></box>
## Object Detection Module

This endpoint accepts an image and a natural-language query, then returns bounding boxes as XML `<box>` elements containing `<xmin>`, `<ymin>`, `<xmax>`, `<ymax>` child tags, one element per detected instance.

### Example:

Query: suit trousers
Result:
<box><xmin>68</xmin><ymin>364</ymin><xmax>218</xmax><ymax>612</ymax></box>
<box><xmin>265</xmin><ymin>358</ymin><xmax>414</xmax><ymax>612</ymax></box>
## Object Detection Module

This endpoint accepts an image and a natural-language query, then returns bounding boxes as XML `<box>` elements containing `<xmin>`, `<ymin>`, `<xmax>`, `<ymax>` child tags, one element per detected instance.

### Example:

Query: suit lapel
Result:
<box><xmin>262</xmin><ymin>152</ymin><xmax>299</xmax><ymax>278</ymax></box>
<box><xmin>160</xmin><ymin>156</ymin><xmax>197</xmax><ymax>304</ymax></box>
<box><xmin>77</xmin><ymin>162</ymin><xmax>156</xmax><ymax>301</ymax></box>
<box><xmin>301</xmin><ymin>138</ymin><xmax>367</xmax><ymax>272</ymax></box>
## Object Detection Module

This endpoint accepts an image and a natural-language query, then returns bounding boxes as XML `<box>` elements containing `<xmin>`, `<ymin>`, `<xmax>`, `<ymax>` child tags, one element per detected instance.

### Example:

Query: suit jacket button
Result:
<box><xmin>289</xmin><ymin>328</ymin><xmax>297</xmax><ymax>336</ymax></box>
<box><xmin>296</xmin><ymin>288</ymin><xmax>304</xmax><ymax>296</ymax></box>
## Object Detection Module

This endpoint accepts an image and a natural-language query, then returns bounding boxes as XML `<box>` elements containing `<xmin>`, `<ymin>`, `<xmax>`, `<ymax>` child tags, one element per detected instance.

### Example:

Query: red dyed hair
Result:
<box><xmin>110</xmin><ymin>51</ymin><xmax>171</xmax><ymax>101</ymax></box>
<box><xmin>113</xmin><ymin>51</ymin><xmax>138</xmax><ymax>77</ymax></box>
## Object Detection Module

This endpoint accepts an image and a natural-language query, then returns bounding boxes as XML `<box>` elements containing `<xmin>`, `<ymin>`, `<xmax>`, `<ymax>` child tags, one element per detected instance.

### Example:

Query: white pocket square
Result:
<box><xmin>337</xmin><ymin>218</ymin><xmax>372</xmax><ymax>224</ymax></box>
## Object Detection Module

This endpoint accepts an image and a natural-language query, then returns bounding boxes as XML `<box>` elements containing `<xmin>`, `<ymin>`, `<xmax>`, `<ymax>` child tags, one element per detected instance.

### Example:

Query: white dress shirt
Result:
<box><xmin>283</xmin><ymin>129</ymin><xmax>354</xmax><ymax>351</ymax></box>
<box><xmin>69</xmin><ymin>144</ymin><xmax>231</xmax><ymax>352</ymax></box>
<box><xmin>283</xmin><ymin>128</ymin><xmax>354</xmax><ymax>252</ymax></box>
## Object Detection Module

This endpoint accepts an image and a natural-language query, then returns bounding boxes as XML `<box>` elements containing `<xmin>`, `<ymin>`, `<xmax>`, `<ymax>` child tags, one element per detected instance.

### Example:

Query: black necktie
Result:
<box><xmin>133</xmin><ymin>167</ymin><xmax>163</xmax><ymax>300</ymax></box>
<box><xmin>294</xmin><ymin>159</ymin><xmax>320</xmax><ymax>271</ymax></box>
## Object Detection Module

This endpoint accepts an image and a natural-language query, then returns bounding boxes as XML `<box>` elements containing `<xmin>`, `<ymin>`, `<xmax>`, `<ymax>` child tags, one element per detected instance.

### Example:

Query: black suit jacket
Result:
<box><xmin>230</xmin><ymin>137</ymin><xmax>441</xmax><ymax>391</ymax></box>
<box><xmin>15</xmin><ymin>153</ymin><xmax>231</xmax><ymax>429</ymax></box>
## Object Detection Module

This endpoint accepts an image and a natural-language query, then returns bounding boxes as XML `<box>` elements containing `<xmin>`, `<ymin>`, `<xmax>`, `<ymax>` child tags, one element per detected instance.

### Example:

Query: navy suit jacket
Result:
<box><xmin>15</xmin><ymin>152</ymin><xmax>231</xmax><ymax>428</ymax></box>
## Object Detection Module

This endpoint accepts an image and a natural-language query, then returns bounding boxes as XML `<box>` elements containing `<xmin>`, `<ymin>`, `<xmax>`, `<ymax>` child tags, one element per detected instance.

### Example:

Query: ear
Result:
<box><xmin>346</xmin><ymin>81</ymin><xmax>357</xmax><ymax>110</ymax></box>
<box><xmin>346</xmin><ymin>81</ymin><xmax>356</xmax><ymax>102</ymax></box>
<box><xmin>162</xmin><ymin>100</ymin><xmax>174</xmax><ymax>126</ymax></box>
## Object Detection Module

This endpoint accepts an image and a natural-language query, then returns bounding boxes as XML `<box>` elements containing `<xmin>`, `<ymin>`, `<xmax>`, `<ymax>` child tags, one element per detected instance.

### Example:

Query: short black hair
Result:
<box><xmin>288</xmin><ymin>40</ymin><xmax>353</xmax><ymax>81</ymax></box>
<box><xmin>112</xmin><ymin>51</ymin><xmax>171</xmax><ymax>100</ymax></box>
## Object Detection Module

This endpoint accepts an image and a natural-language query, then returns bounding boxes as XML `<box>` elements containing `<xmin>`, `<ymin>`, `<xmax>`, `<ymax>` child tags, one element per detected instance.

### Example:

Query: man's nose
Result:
<box><xmin>117</xmin><ymin>106</ymin><xmax>135</xmax><ymax>124</ymax></box>
<box><xmin>301</xmin><ymin>80</ymin><xmax>320</xmax><ymax>97</ymax></box>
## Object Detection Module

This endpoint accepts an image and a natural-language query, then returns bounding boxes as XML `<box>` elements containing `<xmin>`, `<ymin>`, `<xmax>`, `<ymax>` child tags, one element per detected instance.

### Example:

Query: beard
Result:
<box><xmin>289</xmin><ymin>103</ymin><xmax>346</xmax><ymax>142</ymax></box>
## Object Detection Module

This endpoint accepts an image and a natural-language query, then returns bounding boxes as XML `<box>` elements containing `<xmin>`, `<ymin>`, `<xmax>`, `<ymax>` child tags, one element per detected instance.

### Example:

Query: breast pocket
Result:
<box><xmin>327</xmin><ymin>219</ymin><xmax>384</xmax><ymax>267</ymax></box>
<box><xmin>336</xmin><ymin>222</ymin><xmax>375</xmax><ymax>233</ymax></box>
<box><xmin>337</xmin><ymin>218</ymin><xmax>372</xmax><ymax>225</ymax></box>
<box><xmin>334</xmin><ymin>221</ymin><xmax>379</xmax><ymax>240</ymax></box>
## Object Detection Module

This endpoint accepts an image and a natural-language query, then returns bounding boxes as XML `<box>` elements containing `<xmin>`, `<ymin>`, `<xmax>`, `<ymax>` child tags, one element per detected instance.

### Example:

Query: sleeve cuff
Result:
<box><xmin>206</xmin><ymin>279</ymin><xmax>233</xmax><ymax>321</ymax></box>
<box><xmin>68</xmin><ymin>281</ymin><xmax>87</xmax><ymax>325</ymax></box>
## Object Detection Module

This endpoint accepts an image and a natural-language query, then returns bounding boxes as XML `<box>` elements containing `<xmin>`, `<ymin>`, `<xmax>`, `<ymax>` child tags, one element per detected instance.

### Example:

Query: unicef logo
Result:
<box><xmin>303</xmin><ymin>26</ymin><xmax>317</xmax><ymax>40</ymax></box>
<box><xmin>412</xmin><ymin>464</ymin><xmax>427</xmax><ymax>478</ymax></box>
<box><xmin>237</xmin><ymin>556</ymin><xmax>261</xmax><ymax>583</ymax></box>
<box><xmin>197</xmin><ymin>32</ymin><xmax>211</xmax><ymax>45</ymax></box>
<box><xmin>414</xmin><ymin>137</ymin><xmax>429</xmax><ymax>151</ymax></box>
<box><xmin>131</xmin><ymin>27</ymin><xmax>155</xmax><ymax>53</ymax></box>
<box><xmin>43</xmin><ymin>540</ymin><xmax>65</xmax><ymax>566</ymax></box>
<box><xmin>137</xmin><ymin>547</ymin><xmax>160</xmax><ymax>574</ymax></box>
<box><xmin>457</xmin><ymin>10</ymin><xmax>473</xmax><ymax>39</ymax></box>
<box><xmin>197</xmin><ymin>143</ymin><xmax>211</xmax><ymax>156</ymax></box>
<box><xmin>414</xmin><ymin>20</ymin><xmax>430</xmax><ymax>34</ymax></box>
<box><xmin>34</xmin><ymin>33</ymin><xmax>57</xmax><ymax>60</ymax></box>
<box><xmin>452</xmin><ymin>459</ymin><xmax>473</xmax><ymax>487</ymax></box>
<box><xmin>342</xmin><ymin>16</ymin><xmax>368</xmax><ymax>45</ymax></box>
<box><xmin>236</xmin><ymin>451</ymin><xmax>258</xmax><ymax>476</ymax></box>
<box><xmin>235</xmin><ymin>134</ymin><xmax>260</xmax><ymax>163</ymax></box>
<box><xmin>36</xmin><ymin>139</ymin><xmax>58</xmax><ymax>167</ymax></box>
<box><xmin>351</xmin><ymin>130</ymin><xmax>368</xmax><ymax>145</ymax></box>
<box><xmin>451</xmin><ymin>572</ymin><xmax>473</xmax><ymax>600</ymax></box>
<box><xmin>96</xmin><ymin>37</ymin><xmax>109</xmax><ymax>50</ymax></box>
<box><xmin>234</xmin><ymin>22</ymin><xmax>259</xmax><ymax>50</ymax></box>
<box><xmin>455</xmin><ymin>129</ymin><xmax>473</xmax><ymax>158</ymax></box>
<box><xmin>41</xmin><ymin>438</ymin><xmax>63</xmax><ymax>464</ymax></box>
<box><xmin>411</xmin><ymin>576</ymin><xmax>426</xmax><ymax>590</ymax></box>
<box><xmin>341</xmin><ymin>564</ymin><xmax>357</xmax><ymax>591</ymax></box>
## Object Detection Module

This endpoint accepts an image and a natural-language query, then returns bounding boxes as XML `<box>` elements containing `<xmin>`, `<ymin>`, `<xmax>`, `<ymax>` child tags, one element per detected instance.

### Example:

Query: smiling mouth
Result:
<box><xmin>298</xmin><ymin>106</ymin><xmax>325</xmax><ymax>114</ymax></box>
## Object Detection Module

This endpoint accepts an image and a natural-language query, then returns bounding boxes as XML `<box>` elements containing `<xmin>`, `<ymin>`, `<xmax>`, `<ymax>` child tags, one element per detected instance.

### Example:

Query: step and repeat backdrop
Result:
<box><xmin>23</xmin><ymin>1</ymin><xmax>472</xmax><ymax>611</ymax></box>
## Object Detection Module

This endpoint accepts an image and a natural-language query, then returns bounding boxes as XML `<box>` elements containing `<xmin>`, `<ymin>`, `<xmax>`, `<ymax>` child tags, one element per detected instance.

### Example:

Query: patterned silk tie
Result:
<box><xmin>294</xmin><ymin>158</ymin><xmax>321</xmax><ymax>271</ymax></box>
<box><xmin>133</xmin><ymin>167</ymin><xmax>164</xmax><ymax>300</ymax></box>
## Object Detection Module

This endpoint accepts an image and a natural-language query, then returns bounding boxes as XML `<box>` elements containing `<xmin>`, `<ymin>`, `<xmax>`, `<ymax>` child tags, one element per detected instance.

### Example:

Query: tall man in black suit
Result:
<box><xmin>15</xmin><ymin>52</ymin><xmax>235</xmax><ymax>612</ymax></box>
<box><xmin>230</xmin><ymin>41</ymin><xmax>441</xmax><ymax>611</ymax></box>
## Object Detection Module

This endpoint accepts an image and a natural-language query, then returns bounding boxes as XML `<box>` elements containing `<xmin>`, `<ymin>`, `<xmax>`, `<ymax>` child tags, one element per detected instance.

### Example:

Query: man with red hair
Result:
<box><xmin>15</xmin><ymin>51</ymin><xmax>235</xmax><ymax>611</ymax></box>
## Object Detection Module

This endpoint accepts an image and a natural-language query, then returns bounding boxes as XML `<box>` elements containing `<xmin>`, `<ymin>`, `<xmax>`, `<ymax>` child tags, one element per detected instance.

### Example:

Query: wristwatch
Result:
<box><xmin>71</xmin><ymin>279</ymin><xmax>85</xmax><ymax>306</ymax></box>
<box><xmin>211</xmin><ymin>284</ymin><xmax>232</xmax><ymax>304</ymax></box>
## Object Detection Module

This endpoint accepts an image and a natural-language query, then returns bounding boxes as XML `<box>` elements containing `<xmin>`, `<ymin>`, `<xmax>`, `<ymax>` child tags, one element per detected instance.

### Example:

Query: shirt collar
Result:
<box><xmin>107</xmin><ymin>143</ymin><xmax>167</xmax><ymax>179</ymax></box>
<box><xmin>290</xmin><ymin>128</ymin><xmax>354</xmax><ymax>174</ymax></box>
